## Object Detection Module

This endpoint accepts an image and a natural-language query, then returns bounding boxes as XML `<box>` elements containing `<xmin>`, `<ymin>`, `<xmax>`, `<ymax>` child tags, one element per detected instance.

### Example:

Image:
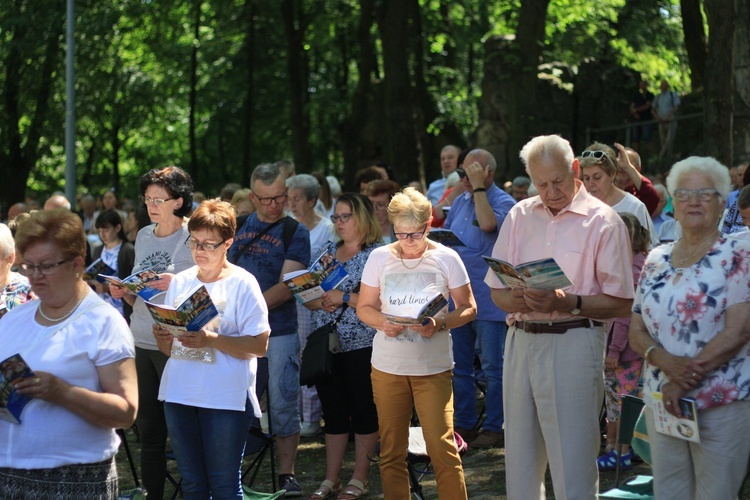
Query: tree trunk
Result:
<box><xmin>112</xmin><ymin>123</ymin><xmax>121</xmax><ymax>194</ymax></box>
<box><xmin>681</xmin><ymin>0</ymin><xmax>707</xmax><ymax>91</ymax></box>
<box><xmin>282</xmin><ymin>0</ymin><xmax>311</xmax><ymax>170</ymax></box>
<box><xmin>377</xmin><ymin>0</ymin><xmax>420</xmax><ymax>181</ymax></box>
<box><xmin>733</xmin><ymin>0</ymin><xmax>750</xmax><ymax>164</ymax></box>
<box><xmin>703</xmin><ymin>0</ymin><xmax>736</xmax><ymax>166</ymax></box>
<box><xmin>189</xmin><ymin>0</ymin><xmax>201</xmax><ymax>184</ymax></box>
<box><xmin>241</xmin><ymin>0</ymin><xmax>256</xmax><ymax>186</ymax></box>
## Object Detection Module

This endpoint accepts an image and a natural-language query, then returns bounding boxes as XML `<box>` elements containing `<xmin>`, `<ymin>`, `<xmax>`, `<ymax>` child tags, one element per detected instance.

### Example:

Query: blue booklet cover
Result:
<box><xmin>283</xmin><ymin>247</ymin><xmax>349</xmax><ymax>304</ymax></box>
<box><xmin>0</xmin><ymin>353</ymin><xmax>35</xmax><ymax>424</ymax></box>
<box><xmin>101</xmin><ymin>268</ymin><xmax>163</xmax><ymax>301</ymax></box>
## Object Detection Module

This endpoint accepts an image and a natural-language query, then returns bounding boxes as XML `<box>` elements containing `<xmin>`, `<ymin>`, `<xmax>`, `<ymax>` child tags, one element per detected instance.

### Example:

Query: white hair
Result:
<box><xmin>0</xmin><ymin>223</ymin><xmax>14</xmax><ymax>259</ymax></box>
<box><xmin>519</xmin><ymin>135</ymin><xmax>575</xmax><ymax>174</ymax></box>
<box><xmin>326</xmin><ymin>175</ymin><xmax>342</xmax><ymax>197</ymax></box>
<box><xmin>445</xmin><ymin>171</ymin><xmax>461</xmax><ymax>190</ymax></box>
<box><xmin>666</xmin><ymin>156</ymin><xmax>732</xmax><ymax>201</ymax></box>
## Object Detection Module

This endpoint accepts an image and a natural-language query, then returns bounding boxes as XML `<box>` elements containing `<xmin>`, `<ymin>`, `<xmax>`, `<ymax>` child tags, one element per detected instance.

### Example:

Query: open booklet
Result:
<box><xmin>0</xmin><ymin>353</ymin><xmax>35</xmax><ymax>424</ymax></box>
<box><xmin>428</xmin><ymin>229</ymin><xmax>465</xmax><ymax>246</ymax></box>
<box><xmin>83</xmin><ymin>258</ymin><xmax>116</xmax><ymax>283</ymax></box>
<box><xmin>145</xmin><ymin>285</ymin><xmax>219</xmax><ymax>363</ymax></box>
<box><xmin>101</xmin><ymin>268</ymin><xmax>163</xmax><ymax>301</ymax></box>
<box><xmin>651</xmin><ymin>392</ymin><xmax>700</xmax><ymax>443</ymax></box>
<box><xmin>483</xmin><ymin>256</ymin><xmax>572</xmax><ymax>290</ymax></box>
<box><xmin>384</xmin><ymin>293</ymin><xmax>449</xmax><ymax>327</ymax></box>
<box><xmin>283</xmin><ymin>246</ymin><xmax>348</xmax><ymax>304</ymax></box>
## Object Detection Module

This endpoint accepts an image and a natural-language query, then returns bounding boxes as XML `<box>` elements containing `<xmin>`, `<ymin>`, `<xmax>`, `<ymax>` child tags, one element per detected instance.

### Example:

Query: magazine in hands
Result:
<box><xmin>101</xmin><ymin>268</ymin><xmax>163</xmax><ymax>301</ymax></box>
<box><xmin>483</xmin><ymin>256</ymin><xmax>572</xmax><ymax>290</ymax></box>
<box><xmin>145</xmin><ymin>285</ymin><xmax>219</xmax><ymax>363</ymax></box>
<box><xmin>428</xmin><ymin>229</ymin><xmax>465</xmax><ymax>246</ymax></box>
<box><xmin>84</xmin><ymin>258</ymin><xmax>116</xmax><ymax>282</ymax></box>
<box><xmin>384</xmin><ymin>293</ymin><xmax>449</xmax><ymax>327</ymax></box>
<box><xmin>0</xmin><ymin>353</ymin><xmax>35</xmax><ymax>424</ymax></box>
<box><xmin>651</xmin><ymin>391</ymin><xmax>700</xmax><ymax>443</ymax></box>
<box><xmin>283</xmin><ymin>247</ymin><xmax>348</xmax><ymax>304</ymax></box>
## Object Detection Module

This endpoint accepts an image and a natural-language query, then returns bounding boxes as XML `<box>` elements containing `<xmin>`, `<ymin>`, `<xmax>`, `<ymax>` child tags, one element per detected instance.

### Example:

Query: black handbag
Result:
<box><xmin>299</xmin><ymin>297</ymin><xmax>354</xmax><ymax>388</ymax></box>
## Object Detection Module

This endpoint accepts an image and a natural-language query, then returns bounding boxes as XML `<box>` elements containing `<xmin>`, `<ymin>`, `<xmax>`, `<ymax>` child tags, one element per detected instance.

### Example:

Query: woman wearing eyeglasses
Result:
<box><xmin>304</xmin><ymin>193</ymin><xmax>381</xmax><ymax>500</ymax></box>
<box><xmin>579</xmin><ymin>142</ymin><xmax>659</xmax><ymax>247</ymax></box>
<box><xmin>0</xmin><ymin>210</ymin><xmax>137</xmax><ymax>498</ymax></box>
<box><xmin>629</xmin><ymin>157</ymin><xmax>750</xmax><ymax>498</ymax></box>
<box><xmin>357</xmin><ymin>187</ymin><xmax>477</xmax><ymax>499</ymax></box>
<box><xmin>109</xmin><ymin>166</ymin><xmax>195</xmax><ymax>499</ymax></box>
<box><xmin>152</xmin><ymin>199</ymin><xmax>269</xmax><ymax>499</ymax></box>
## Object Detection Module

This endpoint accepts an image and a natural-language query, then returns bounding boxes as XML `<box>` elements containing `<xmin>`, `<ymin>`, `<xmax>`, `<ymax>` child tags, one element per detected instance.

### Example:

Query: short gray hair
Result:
<box><xmin>468</xmin><ymin>149</ymin><xmax>497</xmax><ymax>171</ymax></box>
<box><xmin>286</xmin><ymin>174</ymin><xmax>321</xmax><ymax>200</ymax></box>
<box><xmin>251</xmin><ymin>163</ymin><xmax>282</xmax><ymax>187</ymax></box>
<box><xmin>666</xmin><ymin>156</ymin><xmax>731</xmax><ymax>201</ymax></box>
<box><xmin>519</xmin><ymin>135</ymin><xmax>574</xmax><ymax>174</ymax></box>
<box><xmin>512</xmin><ymin>176</ymin><xmax>531</xmax><ymax>188</ymax></box>
<box><xmin>0</xmin><ymin>223</ymin><xmax>14</xmax><ymax>259</ymax></box>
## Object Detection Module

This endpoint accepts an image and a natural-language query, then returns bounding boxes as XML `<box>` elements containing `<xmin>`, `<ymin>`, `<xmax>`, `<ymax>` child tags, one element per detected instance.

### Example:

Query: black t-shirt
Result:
<box><xmin>631</xmin><ymin>90</ymin><xmax>654</xmax><ymax>121</ymax></box>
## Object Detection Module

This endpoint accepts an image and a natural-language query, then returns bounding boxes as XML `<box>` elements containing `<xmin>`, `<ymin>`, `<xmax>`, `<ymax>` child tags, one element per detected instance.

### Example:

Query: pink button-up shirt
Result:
<box><xmin>484</xmin><ymin>180</ymin><xmax>634</xmax><ymax>323</ymax></box>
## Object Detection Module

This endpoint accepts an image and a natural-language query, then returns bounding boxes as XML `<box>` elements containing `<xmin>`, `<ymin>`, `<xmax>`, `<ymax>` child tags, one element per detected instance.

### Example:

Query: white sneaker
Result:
<box><xmin>300</xmin><ymin>421</ymin><xmax>322</xmax><ymax>438</ymax></box>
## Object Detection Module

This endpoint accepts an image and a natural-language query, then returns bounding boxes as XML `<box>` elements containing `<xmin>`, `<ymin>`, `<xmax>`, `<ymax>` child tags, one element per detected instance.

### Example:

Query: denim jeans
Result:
<box><xmin>164</xmin><ymin>401</ymin><xmax>253</xmax><ymax>499</ymax></box>
<box><xmin>266</xmin><ymin>333</ymin><xmax>301</xmax><ymax>437</ymax></box>
<box><xmin>451</xmin><ymin>320</ymin><xmax>507</xmax><ymax>432</ymax></box>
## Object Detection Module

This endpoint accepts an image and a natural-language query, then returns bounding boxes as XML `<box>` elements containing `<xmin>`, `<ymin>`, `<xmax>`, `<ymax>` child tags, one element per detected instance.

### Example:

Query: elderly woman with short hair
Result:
<box><xmin>0</xmin><ymin>210</ymin><xmax>137</xmax><ymax>498</ymax></box>
<box><xmin>357</xmin><ymin>187</ymin><xmax>477</xmax><ymax>499</ymax></box>
<box><xmin>629</xmin><ymin>156</ymin><xmax>750</xmax><ymax>498</ymax></box>
<box><xmin>0</xmin><ymin>223</ymin><xmax>35</xmax><ymax>315</ymax></box>
<box><xmin>580</xmin><ymin>142</ymin><xmax>659</xmax><ymax>247</ymax></box>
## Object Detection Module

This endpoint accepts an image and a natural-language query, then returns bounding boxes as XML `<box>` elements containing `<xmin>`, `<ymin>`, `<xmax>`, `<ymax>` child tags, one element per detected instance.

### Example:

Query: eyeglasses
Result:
<box><xmin>456</xmin><ymin>168</ymin><xmax>467</xmax><ymax>179</ymax></box>
<box><xmin>140</xmin><ymin>195</ymin><xmax>175</xmax><ymax>205</ymax></box>
<box><xmin>672</xmin><ymin>188</ymin><xmax>720</xmax><ymax>203</ymax></box>
<box><xmin>394</xmin><ymin>226</ymin><xmax>428</xmax><ymax>240</ymax></box>
<box><xmin>185</xmin><ymin>237</ymin><xmax>226</xmax><ymax>251</ymax></box>
<box><xmin>18</xmin><ymin>260</ymin><xmax>69</xmax><ymax>277</ymax></box>
<box><xmin>252</xmin><ymin>191</ymin><xmax>288</xmax><ymax>206</ymax></box>
<box><xmin>330</xmin><ymin>213</ymin><xmax>353</xmax><ymax>223</ymax></box>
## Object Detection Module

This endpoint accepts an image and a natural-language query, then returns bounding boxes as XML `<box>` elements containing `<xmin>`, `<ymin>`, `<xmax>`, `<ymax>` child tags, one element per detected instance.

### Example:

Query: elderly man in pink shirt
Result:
<box><xmin>485</xmin><ymin>135</ymin><xmax>635</xmax><ymax>499</ymax></box>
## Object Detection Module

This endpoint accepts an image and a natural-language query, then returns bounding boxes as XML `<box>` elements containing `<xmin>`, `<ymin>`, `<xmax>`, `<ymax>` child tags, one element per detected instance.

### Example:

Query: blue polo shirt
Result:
<box><xmin>445</xmin><ymin>183</ymin><xmax>515</xmax><ymax>321</ymax></box>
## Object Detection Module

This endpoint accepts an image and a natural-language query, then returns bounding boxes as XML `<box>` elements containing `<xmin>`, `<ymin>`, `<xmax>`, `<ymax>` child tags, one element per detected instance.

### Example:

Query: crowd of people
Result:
<box><xmin>1</xmin><ymin>138</ymin><xmax>749</xmax><ymax>500</ymax></box>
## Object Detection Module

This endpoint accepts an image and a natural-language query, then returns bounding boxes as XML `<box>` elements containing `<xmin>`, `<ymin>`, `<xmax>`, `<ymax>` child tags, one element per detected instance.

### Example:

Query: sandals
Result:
<box><xmin>309</xmin><ymin>479</ymin><xmax>341</xmax><ymax>500</ymax></box>
<box><xmin>337</xmin><ymin>479</ymin><xmax>368</xmax><ymax>500</ymax></box>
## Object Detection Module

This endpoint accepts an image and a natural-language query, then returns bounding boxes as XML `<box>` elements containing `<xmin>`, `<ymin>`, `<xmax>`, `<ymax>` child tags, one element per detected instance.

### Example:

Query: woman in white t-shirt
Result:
<box><xmin>152</xmin><ymin>199</ymin><xmax>269</xmax><ymax>499</ymax></box>
<box><xmin>357</xmin><ymin>187</ymin><xmax>477</xmax><ymax>499</ymax></box>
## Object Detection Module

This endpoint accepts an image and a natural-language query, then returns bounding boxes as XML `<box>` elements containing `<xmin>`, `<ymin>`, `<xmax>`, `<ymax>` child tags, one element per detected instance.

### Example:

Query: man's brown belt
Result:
<box><xmin>514</xmin><ymin>318</ymin><xmax>605</xmax><ymax>334</ymax></box>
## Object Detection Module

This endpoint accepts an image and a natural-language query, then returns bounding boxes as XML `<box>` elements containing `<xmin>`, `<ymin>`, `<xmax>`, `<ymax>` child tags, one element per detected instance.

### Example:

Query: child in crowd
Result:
<box><xmin>597</xmin><ymin>212</ymin><xmax>650</xmax><ymax>471</ymax></box>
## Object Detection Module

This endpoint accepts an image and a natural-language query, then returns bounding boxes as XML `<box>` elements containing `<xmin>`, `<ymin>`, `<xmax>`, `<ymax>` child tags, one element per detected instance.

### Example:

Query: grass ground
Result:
<box><xmin>116</xmin><ymin>428</ymin><xmax>660</xmax><ymax>499</ymax></box>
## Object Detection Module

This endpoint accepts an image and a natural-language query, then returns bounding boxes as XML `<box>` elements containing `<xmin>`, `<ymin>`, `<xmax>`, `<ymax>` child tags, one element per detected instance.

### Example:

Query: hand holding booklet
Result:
<box><xmin>483</xmin><ymin>256</ymin><xmax>572</xmax><ymax>290</ymax></box>
<box><xmin>0</xmin><ymin>353</ymin><xmax>35</xmax><ymax>424</ymax></box>
<box><xmin>384</xmin><ymin>293</ymin><xmax>448</xmax><ymax>327</ymax></box>
<box><xmin>101</xmin><ymin>268</ymin><xmax>163</xmax><ymax>301</ymax></box>
<box><xmin>283</xmin><ymin>247</ymin><xmax>348</xmax><ymax>304</ymax></box>
<box><xmin>651</xmin><ymin>391</ymin><xmax>700</xmax><ymax>443</ymax></box>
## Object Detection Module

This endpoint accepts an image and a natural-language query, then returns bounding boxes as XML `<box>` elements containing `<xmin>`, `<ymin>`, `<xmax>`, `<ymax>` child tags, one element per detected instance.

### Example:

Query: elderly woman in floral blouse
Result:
<box><xmin>629</xmin><ymin>156</ymin><xmax>750</xmax><ymax>498</ymax></box>
<box><xmin>0</xmin><ymin>223</ymin><xmax>35</xmax><ymax>316</ymax></box>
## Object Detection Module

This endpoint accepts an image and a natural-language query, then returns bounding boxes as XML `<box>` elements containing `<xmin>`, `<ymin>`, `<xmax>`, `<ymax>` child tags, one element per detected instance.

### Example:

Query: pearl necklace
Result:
<box><xmin>38</xmin><ymin>293</ymin><xmax>87</xmax><ymax>323</ymax></box>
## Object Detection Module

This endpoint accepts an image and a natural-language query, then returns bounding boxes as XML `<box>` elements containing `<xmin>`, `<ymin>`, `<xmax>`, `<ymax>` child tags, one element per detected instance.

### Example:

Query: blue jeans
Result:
<box><xmin>164</xmin><ymin>401</ymin><xmax>253</xmax><ymax>499</ymax></box>
<box><xmin>451</xmin><ymin>320</ymin><xmax>507</xmax><ymax>432</ymax></box>
<box><xmin>266</xmin><ymin>333</ymin><xmax>301</xmax><ymax>437</ymax></box>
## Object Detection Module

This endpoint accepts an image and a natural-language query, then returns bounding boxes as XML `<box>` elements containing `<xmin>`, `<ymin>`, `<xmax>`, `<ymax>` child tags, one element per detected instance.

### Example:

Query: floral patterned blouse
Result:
<box><xmin>633</xmin><ymin>237</ymin><xmax>750</xmax><ymax>410</ymax></box>
<box><xmin>311</xmin><ymin>240</ymin><xmax>381</xmax><ymax>352</ymax></box>
<box><xmin>0</xmin><ymin>272</ymin><xmax>35</xmax><ymax>318</ymax></box>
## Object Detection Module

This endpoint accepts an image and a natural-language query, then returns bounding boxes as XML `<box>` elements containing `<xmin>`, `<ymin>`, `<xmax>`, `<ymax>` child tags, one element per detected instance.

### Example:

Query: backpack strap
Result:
<box><xmin>281</xmin><ymin>216</ymin><xmax>300</xmax><ymax>253</ymax></box>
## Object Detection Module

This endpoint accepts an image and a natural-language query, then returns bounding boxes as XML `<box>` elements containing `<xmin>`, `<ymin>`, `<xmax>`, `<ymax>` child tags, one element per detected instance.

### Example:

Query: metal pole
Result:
<box><xmin>65</xmin><ymin>0</ymin><xmax>77</xmax><ymax>207</ymax></box>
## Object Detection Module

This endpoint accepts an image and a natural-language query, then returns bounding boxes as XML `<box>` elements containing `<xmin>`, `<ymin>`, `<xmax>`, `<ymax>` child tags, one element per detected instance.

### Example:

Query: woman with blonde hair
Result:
<box><xmin>357</xmin><ymin>187</ymin><xmax>477</xmax><ymax>499</ymax></box>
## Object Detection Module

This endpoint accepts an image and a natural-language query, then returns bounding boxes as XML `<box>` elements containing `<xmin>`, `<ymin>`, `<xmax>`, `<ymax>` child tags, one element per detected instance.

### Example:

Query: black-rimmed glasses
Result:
<box><xmin>456</xmin><ymin>167</ymin><xmax>467</xmax><ymax>179</ymax></box>
<box><xmin>330</xmin><ymin>213</ymin><xmax>353</xmax><ymax>223</ymax></box>
<box><xmin>394</xmin><ymin>226</ymin><xmax>428</xmax><ymax>240</ymax></box>
<box><xmin>252</xmin><ymin>191</ymin><xmax>288</xmax><ymax>206</ymax></box>
<box><xmin>185</xmin><ymin>237</ymin><xmax>226</xmax><ymax>251</ymax></box>
<box><xmin>18</xmin><ymin>260</ymin><xmax>69</xmax><ymax>277</ymax></box>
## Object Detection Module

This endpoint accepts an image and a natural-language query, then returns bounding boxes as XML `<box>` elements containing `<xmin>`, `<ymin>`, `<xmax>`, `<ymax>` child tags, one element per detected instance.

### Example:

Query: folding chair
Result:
<box><xmin>600</xmin><ymin>395</ymin><xmax>654</xmax><ymax>499</ymax></box>
<box><xmin>117</xmin><ymin>427</ymin><xmax>140</xmax><ymax>487</ymax></box>
<box><xmin>241</xmin><ymin>357</ymin><xmax>277</xmax><ymax>493</ymax></box>
<box><xmin>405</xmin><ymin>427</ymin><xmax>468</xmax><ymax>500</ymax></box>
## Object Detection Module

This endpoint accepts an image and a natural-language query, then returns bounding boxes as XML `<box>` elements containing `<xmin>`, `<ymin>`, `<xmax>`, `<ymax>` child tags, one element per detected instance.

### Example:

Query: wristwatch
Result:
<box><xmin>438</xmin><ymin>316</ymin><xmax>447</xmax><ymax>331</ymax></box>
<box><xmin>570</xmin><ymin>295</ymin><xmax>582</xmax><ymax>316</ymax></box>
<box><xmin>342</xmin><ymin>293</ymin><xmax>351</xmax><ymax>304</ymax></box>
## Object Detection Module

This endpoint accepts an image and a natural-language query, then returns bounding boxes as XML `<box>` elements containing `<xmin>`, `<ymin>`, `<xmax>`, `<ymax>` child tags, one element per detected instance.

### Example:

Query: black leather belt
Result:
<box><xmin>514</xmin><ymin>318</ymin><xmax>604</xmax><ymax>334</ymax></box>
